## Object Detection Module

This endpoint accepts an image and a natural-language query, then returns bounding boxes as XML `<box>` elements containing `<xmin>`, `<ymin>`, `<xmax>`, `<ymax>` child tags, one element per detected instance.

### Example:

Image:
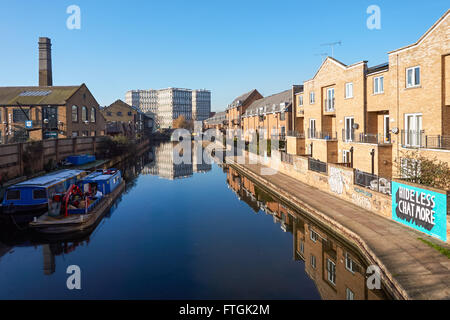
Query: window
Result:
<box><xmin>72</xmin><ymin>105</ymin><xmax>78</xmax><ymax>122</ymax></box>
<box><xmin>128</xmin><ymin>111</ymin><xmax>132</xmax><ymax>116</ymax></box>
<box><xmin>280</xmin><ymin>112</ymin><xmax>285</xmax><ymax>121</ymax></box>
<box><xmin>91</xmin><ymin>107</ymin><xmax>96</xmax><ymax>122</ymax></box>
<box><xmin>300</xmin><ymin>241</ymin><xmax>304</xmax><ymax>254</ymax></box>
<box><xmin>310</xmin><ymin>92</ymin><xmax>315</xmax><ymax>104</ymax></box>
<box><xmin>345</xmin><ymin>253</ymin><xmax>355</xmax><ymax>273</ymax></box>
<box><xmin>310</xmin><ymin>229</ymin><xmax>318</xmax><ymax>242</ymax></box>
<box><xmin>82</xmin><ymin>106</ymin><xmax>88</xmax><ymax>122</ymax></box>
<box><xmin>404</xmin><ymin>113</ymin><xmax>423</xmax><ymax>147</ymax></box>
<box><xmin>107</xmin><ymin>112</ymin><xmax>112</xmax><ymax>116</ymax></box>
<box><xmin>299</xmin><ymin>95</ymin><xmax>303</xmax><ymax>106</ymax></box>
<box><xmin>82</xmin><ymin>131</ymin><xmax>89</xmax><ymax>137</ymax></box>
<box><xmin>406</xmin><ymin>66</ymin><xmax>420</xmax><ymax>88</ymax></box>
<box><xmin>344</xmin><ymin>117</ymin><xmax>354</xmax><ymax>142</ymax></box>
<box><xmin>72</xmin><ymin>131</ymin><xmax>78</xmax><ymax>137</ymax></box>
<box><xmin>327</xmin><ymin>259</ymin><xmax>336</xmax><ymax>285</ymax></box>
<box><xmin>310</xmin><ymin>255</ymin><xmax>317</xmax><ymax>269</ymax></box>
<box><xmin>345</xmin><ymin>83</ymin><xmax>353</xmax><ymax>98</ymax></box>
<box><xmin>374</xmin><ymin>76</ymin><xmax>384</xmax><ymax>94</ymax></box>
<box><xmin>33</xmin><ymin>189</ymin><xmax>47</xmax><ymax>199</ymax></box>
<box><xmin>117</xmin><ymin>111</ymin><xmax>123</xmax><ymax>116</ymax></box>
<box><xmin>6</xmin><ymin>190</ymin><xmax>21</xmax><ymax>200</ymax></box>
<box><xmin>346</xmin><ymin>288</ymin><xmax>354</xmax><ymax>300</ymax></box>
<box><xmin>309</xmin><ymin>119</ymin><xmax>316</xmax><ymax>139</ymax></box>
<box><xmin>326</xmin><ymin>88</ymin><xmax>335</xmax><ymax>111</ymax></box>
<box><xmin>13</xmin><ymin>109</ymin><xmax>30</xmax><ymax>123</ymax></box>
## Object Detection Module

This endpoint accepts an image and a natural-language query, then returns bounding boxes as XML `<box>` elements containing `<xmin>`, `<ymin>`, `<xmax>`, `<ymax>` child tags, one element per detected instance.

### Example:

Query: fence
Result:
<box><xmin>280</xmin><ymin>151</ymin><xmax>294</xmax><ymax>165</ymax></box>
<box><xmin>308</xmin><ymin>157</ymin><xmax>327</xmax><ymax>174</ymax></box>
<box><xmin>354</xmin><ymin>169</ymin><xmax>392</xmax><ymax>195</ymax></box>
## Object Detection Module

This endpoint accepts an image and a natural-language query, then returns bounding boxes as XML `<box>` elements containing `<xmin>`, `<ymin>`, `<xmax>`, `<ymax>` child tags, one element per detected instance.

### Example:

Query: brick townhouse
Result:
<box><xmin>241</xmin><ymin>89</ymin><xmax>294</xmax><ymax>142</ymax></box>
<box><xmin>226</xmin><ymin>89</ymin><xmax>263</xmax><ymax>133</ymax></box>
<box><xmin>287</xmin><ymin>9</ymin><xmax>450</xmax><ymax>179</ymax></box>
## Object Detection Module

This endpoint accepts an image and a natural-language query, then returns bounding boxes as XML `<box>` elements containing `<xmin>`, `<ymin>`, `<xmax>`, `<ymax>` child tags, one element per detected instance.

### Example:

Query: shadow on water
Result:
<box><xmin>0</xmin><ymin>141</ymin><xmax>392</xmax><ymax>299</ymax></box>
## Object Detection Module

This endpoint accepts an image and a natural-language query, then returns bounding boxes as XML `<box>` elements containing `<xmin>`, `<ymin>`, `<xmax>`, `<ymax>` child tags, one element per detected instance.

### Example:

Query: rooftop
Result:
<box><xmin>0</xmin><ymin>85</ymin><xmax>83</xmax><ymax>106</ymax></box>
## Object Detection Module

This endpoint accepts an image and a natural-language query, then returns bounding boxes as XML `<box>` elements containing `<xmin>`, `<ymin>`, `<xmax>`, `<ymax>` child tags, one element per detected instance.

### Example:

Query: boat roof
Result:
<box><xmin>81</xmin><ymin>170</ymin><xmax>120</xmax><ymax>182</ymax></box>
<box><xmin>12</xmin><ymin>170</ymin><xmax>86</xmax><ymax>188</ymax></box>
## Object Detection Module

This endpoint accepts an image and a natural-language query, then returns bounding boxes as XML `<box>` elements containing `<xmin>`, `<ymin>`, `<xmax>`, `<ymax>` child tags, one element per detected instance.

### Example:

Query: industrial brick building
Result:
<box><xmin>0</xmin><ymin>37</ymin><xmax>106</xmax><ymax>144</ymax></box>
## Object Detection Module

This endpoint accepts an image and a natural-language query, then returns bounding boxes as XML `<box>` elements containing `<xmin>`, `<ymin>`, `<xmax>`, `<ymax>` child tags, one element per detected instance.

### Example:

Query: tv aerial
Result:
<box><xmin>320</xmin><ymin>41</ymin><xmax>342</xmax><ymax>58</ymax></box>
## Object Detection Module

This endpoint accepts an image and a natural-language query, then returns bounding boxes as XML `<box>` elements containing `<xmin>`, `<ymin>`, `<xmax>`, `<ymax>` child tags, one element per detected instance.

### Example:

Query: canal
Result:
<box><xmin>0</xmin><ymin>142</ymin><xmax>391</xmax><ymax>300</ymax></box>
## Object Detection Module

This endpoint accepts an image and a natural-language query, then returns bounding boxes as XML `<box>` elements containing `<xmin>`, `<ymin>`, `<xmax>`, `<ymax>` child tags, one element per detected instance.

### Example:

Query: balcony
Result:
<box><xmin>287</xmin><ymin>131</ymin><xmax>305</xmax><ymax>139</ymax></box>
<box><xmin>401</xmin><ymin>130</ymin><xmax>450</xmax><ymax>150</ymax></box>
<box><xmin>342</xmin><ymin>129</ymin><xmax>391</xmax><ymax>145</ymax></box>
<box><xmin>324</xmin><ymin>98</ymin><xmax>335</xmax><ymax>112</ymax></box>
<box><xmin>308</xmin><ymin>130</ymin><xmax>337</xmax><ymax>141</ymax></box>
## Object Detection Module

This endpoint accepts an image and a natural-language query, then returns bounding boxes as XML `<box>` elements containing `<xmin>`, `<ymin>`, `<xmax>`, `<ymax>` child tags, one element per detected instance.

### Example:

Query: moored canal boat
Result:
<box><xmin>29</xmin><ymin>169</ymin><xmax>125</xmax><ymax>234</ymax></box>
<box><xmin>0</xmin><ymin>170</ymin><xmax>87</xmax><ymax>223</ymax></box>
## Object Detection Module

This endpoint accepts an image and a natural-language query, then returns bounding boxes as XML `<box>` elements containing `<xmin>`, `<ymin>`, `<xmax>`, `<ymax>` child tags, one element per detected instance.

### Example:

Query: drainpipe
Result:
<box><xmin>350</xmin><ymin>147</ymin><xmax>354</xmax><ymax>168</ymax></box>
<box><xmin>370</xmin><ymin>149</ymin><xmax>375</xmax><ymax>175</ymax></box>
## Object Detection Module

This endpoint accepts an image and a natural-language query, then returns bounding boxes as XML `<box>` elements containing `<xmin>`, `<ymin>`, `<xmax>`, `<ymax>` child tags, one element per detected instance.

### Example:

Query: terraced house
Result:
<box><xmin>226</xmin><ymin>89</ymin><xmax>263</xmax><ymax>133</ymax></box>
<box><xmin>288</xmin><ymin>9</ymin><xmax>450</xmax><ymax>182</ymax></box>
<box><xmin>241</xmin><ymin>89</ymin><xmax>294</xmax><ymax>142</ymax></box>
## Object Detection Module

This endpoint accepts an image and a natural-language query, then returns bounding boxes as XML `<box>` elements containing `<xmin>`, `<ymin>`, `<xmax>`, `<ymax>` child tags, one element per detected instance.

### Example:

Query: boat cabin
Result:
<box><xmin>1</xmin><ymin>169</ymin><xmax>86</xmax><ymax>213</ymax></box>
<box><xmin>77</xmin><ymin>169</ymin><xmax>122</xmax><ymax>196</ymax></box>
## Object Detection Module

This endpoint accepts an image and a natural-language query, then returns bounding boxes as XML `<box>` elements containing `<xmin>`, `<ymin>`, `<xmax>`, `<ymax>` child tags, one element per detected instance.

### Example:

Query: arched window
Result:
<box><xmin>91</xmin><ymin>107</ymin><xmax>96</xmax><ymax>123</ymax></box>
<box><xmin>82</xmin><ymin>106</ymin><xmax>88</xmax><ymax>122</ymax></box>
<box><xmin>72</xmin><ymin>105</ymin><xmax>78</xmax><ymax>122</ymax></box>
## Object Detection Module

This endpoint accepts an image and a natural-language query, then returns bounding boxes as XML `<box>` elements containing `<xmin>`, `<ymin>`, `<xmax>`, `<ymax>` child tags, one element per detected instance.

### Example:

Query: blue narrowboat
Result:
<box><xmin>77</xmin><ymin>169</ymin><xmax>123</xmax><ymax>196</ymax></box>
<box><xmin>30</xmin><ymin>168</ymin><xmax>125</xmax><ymax>234</ymax></box>
<box><xmin>0</xmin><ymin>169</ymin><xmax>86</xmax><ymax>218</ymax></box>
<box><xmin>65</xmin><ymin>154</ymin><xmax>96</xmax><ymax>166</ymax></box>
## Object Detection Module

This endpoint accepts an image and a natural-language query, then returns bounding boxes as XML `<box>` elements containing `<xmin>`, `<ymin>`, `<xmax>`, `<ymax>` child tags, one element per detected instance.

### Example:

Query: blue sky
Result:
<box><xmin>0</xmin><ymin>0</ymin><xmax>448</xmax><ymax>111</ymax></box>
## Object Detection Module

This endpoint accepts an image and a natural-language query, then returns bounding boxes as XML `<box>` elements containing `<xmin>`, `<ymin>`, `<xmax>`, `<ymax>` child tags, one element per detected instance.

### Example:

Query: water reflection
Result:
<box><xmin>143</xmin><ymin>142</ymin><xmax>212</xmax><ymax>180</ymax></box>
<box><xmin>225</xmin><ymin>165</ymin><xmax>392</xmax><ymax>300</ymax></box>
<box><xmin>0</xmin><ymin>142</ymin><xmax>392</xmax><ymax>299</ymax></box>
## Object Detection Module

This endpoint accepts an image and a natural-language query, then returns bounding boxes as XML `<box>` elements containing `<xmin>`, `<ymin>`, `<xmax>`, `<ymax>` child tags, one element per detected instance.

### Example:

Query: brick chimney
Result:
<box><xmin>39</xmin><ymin>37</ymin><xmax>53</xmax><ymax>86</ymax></box>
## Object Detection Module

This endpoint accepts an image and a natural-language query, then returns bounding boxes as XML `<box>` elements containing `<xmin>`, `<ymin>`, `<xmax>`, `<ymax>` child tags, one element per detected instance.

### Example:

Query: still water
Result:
<box><xmin>0</xmin><ymin>142</ymin><xmax>391</xmax><ymax>300</ymax></box>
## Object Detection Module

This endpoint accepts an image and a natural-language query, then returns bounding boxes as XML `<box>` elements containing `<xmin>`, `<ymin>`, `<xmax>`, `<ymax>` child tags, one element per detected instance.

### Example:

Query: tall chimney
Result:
<box><xmin>39</xmin><ymin>37</ymin><xmax>53</xmax><ymax>86</ymax></box>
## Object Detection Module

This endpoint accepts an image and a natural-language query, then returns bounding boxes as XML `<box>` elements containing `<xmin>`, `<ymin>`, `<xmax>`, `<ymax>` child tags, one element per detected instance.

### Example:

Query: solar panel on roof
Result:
<box><xmin>19</xmin><ymin>90</ymin><xmax>52</xmax><ymax>97</ymax></box>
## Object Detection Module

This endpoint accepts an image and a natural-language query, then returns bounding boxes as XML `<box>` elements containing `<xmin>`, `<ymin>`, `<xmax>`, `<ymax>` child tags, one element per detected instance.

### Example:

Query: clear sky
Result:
<box><xmin>0</xmin><ymin>0</ymin><xmax>448</xmax><ymax>111</ymax></box>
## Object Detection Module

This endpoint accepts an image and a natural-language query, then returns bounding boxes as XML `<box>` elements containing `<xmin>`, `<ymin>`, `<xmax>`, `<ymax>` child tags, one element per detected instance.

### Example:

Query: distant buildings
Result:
<box><xmin>100</xmin><ymin>99</ymin><xmax>153</xmax><ymax>137</ymax></box>
<box><xmin>125</xmin><ymin>88</ymin><xmax>211</xmax><ymax>129</ymax></box>
<box><xmin>0</xmin><ymin>38</ymin><xmax>107</xmax><ymax>144</ymax></box>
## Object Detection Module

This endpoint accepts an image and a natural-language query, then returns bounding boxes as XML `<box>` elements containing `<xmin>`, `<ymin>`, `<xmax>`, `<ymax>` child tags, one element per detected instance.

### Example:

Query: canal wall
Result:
<box><xmin>233</xmin><ymin>149</ymin><xmax>450</xmax><ymax>244</ymax></box>
<box><xmin>0</xmin><ymin>137</ymin><xmax>150</xmax><ymax>184</ymax></box>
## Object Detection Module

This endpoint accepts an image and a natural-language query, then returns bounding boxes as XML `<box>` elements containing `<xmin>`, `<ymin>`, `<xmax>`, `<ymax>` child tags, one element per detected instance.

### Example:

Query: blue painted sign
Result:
<box><xmin>392</xmin><ymin>181</ymin><xmax>447</xmax><ymax>242</ymax></box>
<box><xmin>25</xmin><ymin>120</ymin><xmax>33</xmax><ymax>129</ymax></box>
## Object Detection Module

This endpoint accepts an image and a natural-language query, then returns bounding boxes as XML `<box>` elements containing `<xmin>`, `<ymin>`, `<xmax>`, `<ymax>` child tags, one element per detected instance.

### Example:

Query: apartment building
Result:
<box><xmin>125</xmin><ymin>90</ymin><xmax>158</xmax><ymax>115</ymax></box>
<box><xmin>288</xmin><ymin>10</ymin><xmax>449</xmax><ymax>180</ymax></box>
<box><xmin>192</xmin><ymin>89</ymin><xmax>211</xmax><ymax>121</ymax></box>
<box><xmin>126</xmin><ymin>88</ymin><xmax>211</xmax><ymax>129</ymax></box>
<box><xmin>241</xmin><ymin>89</ymin><xmax>293</xmax><ymax>142</ymax></box>
<box><xmin>226</xmin><ymin>89</ymin><xmax>263</xmax><ymax>133</ymax></box>
<box><xmin>204</xmin><ymin>111</ymin><xmax>227</xmax><ymax>131</ymax></box>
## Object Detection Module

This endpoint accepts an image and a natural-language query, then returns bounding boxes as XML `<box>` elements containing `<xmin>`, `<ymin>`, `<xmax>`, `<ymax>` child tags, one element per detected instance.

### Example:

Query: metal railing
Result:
<box><xmin>401</xmin><ymin>130</ymin><xmax>425</xmax><ymax>148</ymax></box>
<box><xmin>424</xmin><ymin>135</ymin><xmax>450</xmax><ymax>150</ymax></box>
<box><xmin>287</xmin><ymin>131</ymin><xmax>305</xmax><ymax>138</ymax></box>
<box><xmin>308</xmin><ymin>158</ymin><xmax>327</xmax><ymax>174</ymax></box>
<box><xmin>308</xmin><ymin>130</ymin><xmax>337</xmax><ymax>140</ymax></box>
<box><xmin>354</xmin><ymin>169</ymin><xmax>391</xmax><ymax>195</ymax></box>
<box><xmin>341</xmin><ymin>129</ymin><xmax>391</xmax><ymax>144</ymax></box>
<box><xmin>271</xmin><ymin>134</ymin><xmax>286</xmax><ymax>141</ymax></box>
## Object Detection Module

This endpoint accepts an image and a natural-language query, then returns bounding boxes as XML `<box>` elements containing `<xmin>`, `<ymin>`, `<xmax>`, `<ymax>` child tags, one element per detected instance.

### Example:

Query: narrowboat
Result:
<box><xmin>0</xmin><ymin>170</ymin><xmax>86</xmax><ymax>222</ymax></box>
<box><xmin>29</xmin><ymin>169</ymin><xmax>125</xmax><ymax>234</ymax></box>
<box><xmin>65</xmin><ymin>154</ymin><xmax>96</xmax><ymax>166</ymax></box>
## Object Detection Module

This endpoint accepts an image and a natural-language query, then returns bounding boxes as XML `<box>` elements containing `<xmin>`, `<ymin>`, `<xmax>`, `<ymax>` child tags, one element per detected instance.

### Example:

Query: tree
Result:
<box><xmin>396</xmin><ymin>150</ymin><xmax>450</xmax><ymax>190</ymax></box>
<box><xmin>173</xmin><ymin>115</ymin><xmax>193</xmax><ymax>131</ymax></box>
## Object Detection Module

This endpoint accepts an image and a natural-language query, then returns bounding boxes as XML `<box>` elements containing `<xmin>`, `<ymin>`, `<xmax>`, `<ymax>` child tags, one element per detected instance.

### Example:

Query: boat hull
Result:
<box><xmin>29</xmin><ymin>181</ymin><xmax>125</xmax><ymax>234</ymax></box>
